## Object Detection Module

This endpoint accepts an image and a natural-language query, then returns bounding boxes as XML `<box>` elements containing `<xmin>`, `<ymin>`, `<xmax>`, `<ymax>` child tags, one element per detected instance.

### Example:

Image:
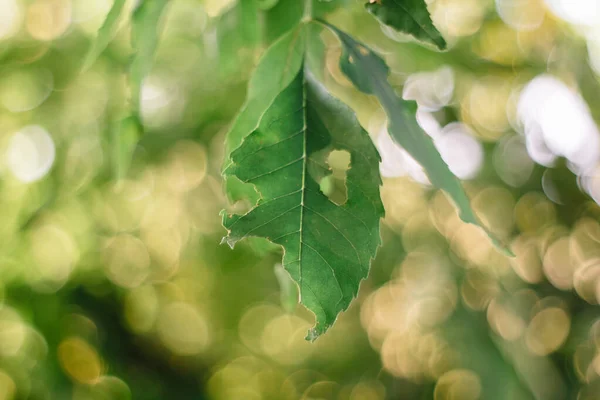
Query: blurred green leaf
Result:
<box><xmin>82</xmin><ymin>0</ymin><xmax>126</xmax><ymax>71</ymax></box>
<box><xmin>263</xmin><ymin>0</ymin><xmax>304</xmax><ymax>44</ymax></box>
<box><xmin>113</xmin><ymin>116</ymin><xmax>142</xmax><ymax>180</ymax></box>
<box><xmin>254</xmin><ymin>0</ymin><xmax>280</xmax><ymax>11</ymax></box>
<box><xmin>263</xmin><ymin>0</ymin><xmax>351</xmax><ymax>44</ymax></box>
<box><xmin>365</xmin><ymin>0</ymin><xmax>446</xmax><ymax>49</ymax></box>
<box><xmin>321</xmin><ymin>21</ymin><xmax>510</xmax><ymax>254</ymax></box>
<box><xmin>222</xmin><ymin>65</ymin><xmax>384</xmax><ymax>339</ymax></box>
<box><xmin>130</xmin><ymin>0</ymin><xmax>169</xmax><ymax>113</ymax></box>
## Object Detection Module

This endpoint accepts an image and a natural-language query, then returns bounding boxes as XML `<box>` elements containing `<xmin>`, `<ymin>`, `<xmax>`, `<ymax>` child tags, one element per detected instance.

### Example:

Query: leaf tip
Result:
<box><xmin>305</xmin><ymin>327</ymin><xmax>321</xmax><ymax>342</ymax></box>
<box><xmin>219</xmin><ymin>235</ymin><xmax>236</xmax><ymax>249</ymax></box>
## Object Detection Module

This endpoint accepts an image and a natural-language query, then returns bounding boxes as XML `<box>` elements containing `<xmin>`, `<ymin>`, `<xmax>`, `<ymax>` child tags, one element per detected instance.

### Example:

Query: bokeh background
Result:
<box><xmin>1</xmin><ymin>0</ymin><xmax>600</xmax><ymax>399</ymax></box>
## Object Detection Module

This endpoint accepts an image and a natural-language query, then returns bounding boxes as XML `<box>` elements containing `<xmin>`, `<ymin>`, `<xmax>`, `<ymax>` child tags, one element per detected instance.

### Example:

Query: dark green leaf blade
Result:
<box><xmin>322</xmin><ymin>22</ymin><xmax>510</xmax><ymax>255</ymax></box>
<box><xmin>222</xmin><ymin>66</ymin><xmax>384</xmax><ymax>339</ymax></box>
<box><xmin>365</xmin><ymin>0</ymin><xmax>446</xmax><ymax>50</ymax></box>
<box><xmin>82</xmin><ymin>0</ymin><xmax>126</xmax><ymax>71</ymax></box>
<box><xmin>223</xmin><ymin>27</ymin><xmax>306</xmax><ymax>165</ymax></box>
<box><xmin>223</xmin><ymin>27</ymin><xmax>306</xmax><ymax>203</ymax></box>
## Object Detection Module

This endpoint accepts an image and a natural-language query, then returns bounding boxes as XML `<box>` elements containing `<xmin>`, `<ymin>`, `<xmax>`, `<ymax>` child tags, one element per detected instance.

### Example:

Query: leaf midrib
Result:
<box><xmin>298</xmin><ymin>67</ymin><xmax>308</xmax><ymax>292</ymax></box>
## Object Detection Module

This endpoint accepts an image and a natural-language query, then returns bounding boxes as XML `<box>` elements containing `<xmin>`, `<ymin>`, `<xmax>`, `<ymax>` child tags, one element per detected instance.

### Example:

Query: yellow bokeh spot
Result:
<box><xmin>434</xmin><ymin>369</ymin><xmax>482</xmax><ymax>400</ymax></box>
<box><xmin>204</xmin><ymin>0</ymin><xmax>235</xmax><ymax>17</ymax></box>
<box><xmin>260</xmin><ymin>314</ymin><xmax>312</xmax><ymax>365</ymax></box>
<box><xmin>163</xmin><ymin>140</ymin><xmax>208</xmax><ymax>193</ymax></box>
<box><xmin>124</xmin><ymin>285</ymin><xmax>159</xmax><ymax>334</ymax></box>
<box><xmin>510</xmin><ymin>235</ymin><xmax>544</xmax><ymax>283</ymax></box>
<box><xmin>103</xmin><ymin>234</ymin><xmax>150</xmax><ymax>289</ymax></box>
<box><xmin>156</xmin><ymin>302</ymin><xmax>209</xmax><ymax>355</ymax></box>
<box><xmin>72</xmin><ymin>375</ymin><xmax>131</xmax><ymax>400</ymax></box>
<box><xmin>526</xmin><ymin>307</ymin><xmax>570</xmax><ymax>356</ymax></box>
<box><xmin>58</xmin><ymin>337</ymin><xmax>102</xmax><ymax>384</ymax></box>
<box><xmin>0</xmin><ymin>307</ymin><xmax>26</xmax><ymax>357</ymax></box>
<box><xmin>514</xmin><ymin>192</ymin><xmax>556</xmax><ymax>233</ymax></box>
<box><xmin>30</xmin><ymin>223</ymin><xmax>78</xmax><ymax>292</ymax></box>
<box><xmin>487</xmin><ymin>298</ymin><xmax>526</xmax><ymax>341</ymax></box>
<box><xmin>0</xmin><ymin>370</ymin><xmax>15</xmax><ymax>400</ymax></box>
<box><xmin>430</xmin><ymin>0</ymin><xmax>485</xmax><ymax>38</ymax></box>
<box><xmin>26</xmin><ymin>0</ymin><xmax>71</xmax><ymax>41</ymax></box>
<box><xmin>349</xmin><ymin>381</ymin><xmax>386</xmax><ymax>400</ymax></box>
<box><xmin>543</xmin><ymin>237</ymin><xmax>576</xmax><ymax>290</ymax></box>
<box><xmin>301</xmin><ymin>381</ymin><xmax>339</xmax><ymax>400</ymax></box>
<box><xmin>461</xmin><ymin>270</ymin><xmax>500</xmax><ymax>311</ymax></box>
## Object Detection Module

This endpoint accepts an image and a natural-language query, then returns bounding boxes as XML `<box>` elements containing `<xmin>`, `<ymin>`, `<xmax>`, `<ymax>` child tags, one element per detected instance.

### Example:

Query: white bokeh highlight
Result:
<box><xmin>6</xmin><ymin>125</ymin><xmax>56</xmax><ymax>183</ymax></box>
<box><xmin>0</xmin><ymin>0</ymin><xmax>21</xmax><ymax>40</ymax></box>
<box><xmin>403</xmin><ymin>66</ymin><xmax>454</xmax><ymax>112</ymax></box>
<box><xmin>544</xmin><ymin>0</ymin><xmax>599</xmax><ymax>26</ymax></box>
<box><xmin>518</xmin><ymin>75</ymin><xmax>600</xmax><ymax>174</ymax></box>
<box><xmin>377</xmin><ymin>120</ymin><xmax>484</xmax><ymax>183</ymax></box>
<box><xmin>378</xmin><ymin>66</ymin><xmax>483</xmax><ymax>184</ymax></box>
<box><xmin>495</xmin><ymin>0</ymin><xmax>545</xmax><ymax>31</ymax></box>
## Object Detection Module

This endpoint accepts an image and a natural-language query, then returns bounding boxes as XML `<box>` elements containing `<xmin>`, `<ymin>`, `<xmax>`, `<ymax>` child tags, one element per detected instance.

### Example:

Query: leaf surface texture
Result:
<box><xmin>222</xmin><ymin>65</ymin><xmax>384</xmax><ymax>339</ymax></box>
<box><xmin>365</xmin><ymin>0</ymin><xmax>446</xmax><ymax>49</ymax></box>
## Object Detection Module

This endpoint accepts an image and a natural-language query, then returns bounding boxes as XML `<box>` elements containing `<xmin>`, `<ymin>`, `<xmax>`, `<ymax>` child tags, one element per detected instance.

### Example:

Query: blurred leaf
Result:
<box><xmin>113</xmin><ymin>116</ymin><xmax>142</xmax><ymax>180</ymax></box>
<box><xmin>263</xmin><ymin>0</ymin><xmax>304</xmax><ymax>44</ymax></box>
<box><xmin>321</xmin><ymin>21</ymin><xmax>511</xmax><ymax>255</ymax></box>
<box><xmin>82</xmin><ymin>0</ymin><xmax>126</xmax><ymax>71</ymax></box>
<box><xmin>365</xmin><ymin>0</ymin><xmax>446</xmax><ymax>49</ymax></box>
<box><xmin>222</xmin><ymin>66</ymin><xmax>384</xmax><ymax>339</ymax></box>
<box><xmin>263</xmin><ymin>0</ymin><xmax>350</xmax><ymax>44</ymax></box>
<box><xmin>254</xmin><ymin>0</ymin><xmax>280</xmax><ymax>11</ymax></box>
<box><xmin>130</xmin><ymin>0</ymin><xmax>169</xmax><ymax>113</ymax></box>
<box><xmin>218</xmin><ymin>0</ymin><xmax>261</xmax><ymax>49</ymax></box>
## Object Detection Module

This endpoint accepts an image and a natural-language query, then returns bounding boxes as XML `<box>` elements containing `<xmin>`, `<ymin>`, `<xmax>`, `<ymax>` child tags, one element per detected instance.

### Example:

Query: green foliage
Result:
<box><xmin>109</xmin><ymin>0</ymin><xmax>169</xmax><ymax>180</ymax></box>
<box><xmin>113</xmin><ymin>116</ymin><xmax>142</xmax><ymax>181</ymax></box>
<box><xmin>82</xmin><ymin>0</ymin><xmax>126</xmax><ymax>70</ymax></box>
<box><xmin>320</xmin><ymin>21</ymin><xmax>510</xmax><ymax>254</ymax></box>
<box><xmin>262</xmin><ymin>0</ymin><xmax>350</xmax><ymax>44</ymax></box>
<box><xmin>223</xmin><ymin>27</ymin><xmax>305</xmax><ymax>204</ymax></box>
<box><xmin>222</xmin><ymin>63</ymin><xmax>384</xmax><ymax>339</ymax></box>
<box><xmin>130</xmin><ymin>0</ymin><xmax>169</xmax><ymax>113</ymax></box>
<box><xmin>365</xmin><ymin>0</ymin><xmax>447</xmax><ymax>49</ymax></box>
<box><xmin>3</xmin><ymin>0</ymin><xmax>600</xmax><ymax>398</ymax></box>
<box><xmin>220</xmin><ymin>0</ymin><xmax>509</xmax><ymax>338</ymax></box>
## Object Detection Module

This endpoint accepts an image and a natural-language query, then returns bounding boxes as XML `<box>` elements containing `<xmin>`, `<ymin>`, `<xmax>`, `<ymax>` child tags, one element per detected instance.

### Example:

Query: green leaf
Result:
<box><xmin>130</xmin><ymin>0</ymin><xmax>169</xmax><ymax>113</ymax></box>
<box><xmin>321</xmin><ymin>21</ymin><xmax>511</xmax><ymax>255</ymax></box>
<box><xmin>254</xmin><ymin>0</ymin><xmax>280</xmax><ymax>11</ymax></box>
<box><xmin>82</xmin><ymin>0</ymin><xmax>126</xmax><ymax>71</ymax></box>
<box><xmin>223</xmin><ymin>27</ymin><xmax>306</xmax><ymax>203</ymax></box>
<box><xmin>222</xmin><ymin>65</ymin><xmax>384</xmax><ymax>339</ymax></box>
<box><xmin>365</xmin><ymin>0</ymin><xmax>446</xmax><ymax>50</ymax></box>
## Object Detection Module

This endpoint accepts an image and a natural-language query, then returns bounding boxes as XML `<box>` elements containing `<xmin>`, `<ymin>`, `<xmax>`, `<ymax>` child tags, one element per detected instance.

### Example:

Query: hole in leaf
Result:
<box><xmin>357</xmin><ymin>45</ymin><xmax>369</xmax><ymax>56</ymax></box>
<box><xmin>319</xmin><ymin>150</ymin><xmax>350</xmax><ymax>206</ymax></box>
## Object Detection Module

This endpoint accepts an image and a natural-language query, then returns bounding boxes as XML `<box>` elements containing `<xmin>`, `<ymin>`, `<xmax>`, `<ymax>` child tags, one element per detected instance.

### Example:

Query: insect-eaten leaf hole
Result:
<box><xmin>319</xmin><ymin>150</ymin><xmax>350</xmax><ymax>206</ymax></box>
